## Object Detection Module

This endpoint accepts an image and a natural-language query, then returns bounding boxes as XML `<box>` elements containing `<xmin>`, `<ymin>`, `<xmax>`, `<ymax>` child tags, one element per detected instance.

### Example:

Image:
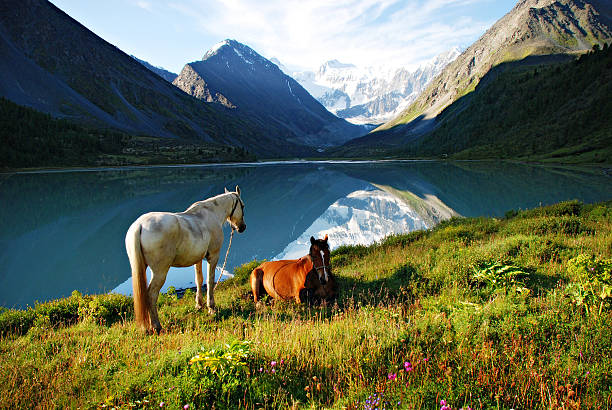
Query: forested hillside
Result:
<box><xmin>0</xmin><ymin>98</ymin><xmax>255</xmax><ymax>169</ymax></box>
<box><xmin>404</xmin><ymin>45</ymin><xmax>612</xmax><ymax>162</ymax></box>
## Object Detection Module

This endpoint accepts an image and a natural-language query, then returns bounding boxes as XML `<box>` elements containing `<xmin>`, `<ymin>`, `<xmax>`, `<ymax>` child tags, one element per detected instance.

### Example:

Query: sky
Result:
<box><xmin>50</xmin><ymin>0</ymin><xmax>518</xmax><ymax>73</ymax></box>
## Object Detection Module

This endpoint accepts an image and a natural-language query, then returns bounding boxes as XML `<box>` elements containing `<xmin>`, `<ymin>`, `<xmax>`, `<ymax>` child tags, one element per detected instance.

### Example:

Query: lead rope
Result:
<box><xmin>214</xmin><ymin>227</ymin><xmax>235</xmax><ymax>290</ymax></box>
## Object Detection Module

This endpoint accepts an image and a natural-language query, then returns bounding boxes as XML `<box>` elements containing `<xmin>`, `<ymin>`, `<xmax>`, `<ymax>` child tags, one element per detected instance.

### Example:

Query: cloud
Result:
<box><xmin>169</xmin><ymin>0</ymin><xmax>502</xmax><ymax>69</ymax></box>
<box><xmin>135</xmin><ymin>0</ymin><xmax>153</xmax><ymax>12</ymax></box>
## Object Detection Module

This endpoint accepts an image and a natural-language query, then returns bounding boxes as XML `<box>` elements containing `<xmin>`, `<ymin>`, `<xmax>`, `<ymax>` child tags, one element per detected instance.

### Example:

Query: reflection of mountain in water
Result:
<box><xmin>276</xmin><ymin>188</ymin><xmax>433</xmax><ymax>259</ymax></box>
<box><xmin>275</xmin><ymin>182</ymin><xmax>465</xmax><ymax>261</ymax></box>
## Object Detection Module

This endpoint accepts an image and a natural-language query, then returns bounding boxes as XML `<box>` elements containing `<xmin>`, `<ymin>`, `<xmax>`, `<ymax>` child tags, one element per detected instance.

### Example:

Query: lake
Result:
<box><xmin>1</xmin><ymin>160</ymin><xmax>611</xmax><ymax>308</ymax></box>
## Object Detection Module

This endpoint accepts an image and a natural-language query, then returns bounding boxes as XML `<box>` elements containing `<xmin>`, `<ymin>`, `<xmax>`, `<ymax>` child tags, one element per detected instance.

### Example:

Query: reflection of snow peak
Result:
<box><xmin>275</xmin><ymin>189</ymin><xmax>429</xmax><ymax>260</ymax></box>
<box><xmin>112</xmin><ymin>267</ymin><xmax>232</xmax><ymax>296</ymax></box>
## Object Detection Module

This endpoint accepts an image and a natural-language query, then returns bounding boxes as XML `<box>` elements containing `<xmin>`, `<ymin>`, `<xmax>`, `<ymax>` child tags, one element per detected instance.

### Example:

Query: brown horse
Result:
<box><xmin>250</xmin><ymin>235</ymin><xmax>337</xmax><ymax>305</ymax></box>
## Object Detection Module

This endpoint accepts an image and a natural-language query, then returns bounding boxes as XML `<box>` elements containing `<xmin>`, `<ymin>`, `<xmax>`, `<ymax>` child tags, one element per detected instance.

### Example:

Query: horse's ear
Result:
<box><xmin>235</xmin><ymin>185</ymin><xmax>241</xmax><ymax>196</ymax></box>
<box><xmin>324</xmin><ymin>234</ymin><xmax>328</xmax><ymax>241</ymax></box>
<box><xmin>310</xmin><ymin>236</ymin><xmax>315</xmax><ymax>245</ymax></box>
<box><xmin>224</xmin><ymin>187</ymin><xmax>229</xmax><ymax>193</ymax></box>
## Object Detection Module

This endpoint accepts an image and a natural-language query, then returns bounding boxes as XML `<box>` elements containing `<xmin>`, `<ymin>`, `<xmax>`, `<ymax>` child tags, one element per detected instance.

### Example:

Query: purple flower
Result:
<box><xmin>280</xmin><ymin>358</ymin><xmax>284</xmax><ymax>365</ymax></box>
<box><xmin>184</xmin><ymin>406</ymin><xmax>190</xmax><ymax>410</ymax></box>
<box><xmin>404</xmin><ymin>361</ymin><xmax>413</xmax><ymax>371</ymax></box>
<box><xmin>272</xmin><ymin>368</ymin><xmax>276</xmax><ymax>373</ymax></box>
<box><xmin>160</xmin><ymin>403</ymin><xmax>165</xmax><ymax>408</ymax></box>
<box><xmin>440</xmin><ymin>400</ymin><xmax>447</xmax><ymax>406</ymax></box>
<box><xmin>259</xmin><ymin>367</ymin><xmax>263</xmax><ymax>372</ymax></box>
<box><xmin>271</xmin><ymin>361</ymin><xmax>277</xmax><ymax>367</ymax></box>
<box><xmin>388</xmin><ymin>373</ymin><xmax>397</xmax><ymax>381</ymax></box>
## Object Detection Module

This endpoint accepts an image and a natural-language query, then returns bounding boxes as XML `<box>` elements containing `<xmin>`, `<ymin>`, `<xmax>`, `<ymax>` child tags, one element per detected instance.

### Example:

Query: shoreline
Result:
<box><xmin>3</xmin><ymin>157</ymin><xmax>611</xmax><ymax>175</ymax></box>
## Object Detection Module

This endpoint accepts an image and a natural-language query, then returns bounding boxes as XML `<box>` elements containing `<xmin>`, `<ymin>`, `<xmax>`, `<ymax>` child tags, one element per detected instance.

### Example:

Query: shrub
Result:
<box><xmin>565</xmin><ymin>254</ymin><xmax>612</xmax><ymax>315</ymax></box>
<box><xmin>187</xmin><ymin>340</ymin><xmax>252</xmax><ymax>405</ymax></box>
<box><xmin>471</xmin><ymin>261</ymin><xmax>530</xmax><ymax>294</ymax></box>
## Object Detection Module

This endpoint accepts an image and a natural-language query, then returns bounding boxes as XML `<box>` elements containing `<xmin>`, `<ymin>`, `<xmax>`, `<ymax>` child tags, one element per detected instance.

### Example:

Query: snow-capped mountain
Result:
<box><xmin>287</xmin><ymin>48</ymin><xmax>461</xmax><ymax>124</ymax></box>
<box><xmin>173</xmin><ymin>39</ymin><xmax>365</xmax><ymax>148</ymax></box>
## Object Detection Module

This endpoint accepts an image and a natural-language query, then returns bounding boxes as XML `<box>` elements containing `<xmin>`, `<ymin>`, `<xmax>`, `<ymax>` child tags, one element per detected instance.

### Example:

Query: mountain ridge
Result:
<box><xmin>288</xmin><ymin>48</ymin><xmax>460</xmax><ymax>125</ymax></box>
<box><xmin>173</xmin><ymin>39</ymin><xmax>365</xmax><ymax>148</ymax></box>
<box><xmin>0</xmin><ymin>0</ymin><xmax>265</xmax><ymax>146</ymax></box>
<box><xmin>374</xmin><ymin>0</ymin><xmax>612</xmax><ymax>137</ymax></box>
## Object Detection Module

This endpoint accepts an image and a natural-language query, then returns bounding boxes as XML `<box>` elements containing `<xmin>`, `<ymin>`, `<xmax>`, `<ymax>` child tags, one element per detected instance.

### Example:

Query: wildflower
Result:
<box><xmin>388</xmin><ymin>373</ymin><xmax>397</xmax><ymax>381</ymax></box>
<box><xmin>160</xmin><ymin>403</ymin><xmax>165</xmax><ymax>408</ymax></box>
<box><xmin>259</xmin><ymin>367</ymin><xmax>263</xmax><ymax>372</ymax></box>
<box><xmin>280</xmin><ymin>358</ymin><xmax>284</xmax><ymax>365</ymax></box>
<box><xmin>404</xmin><ymin>361</ymin><xmax>413</xmax><ymax>372</ymax></box>
<box><xmin>184</xmin><ymin>406</ymin><xmax>190</xmax><ymax>410</ymax></box>
<box><xmin>272</xmin><ymin>368</ymin><xmax>276</xmax><ymax>373</ymax></box>
<box><xmin>440</xmin><ymin>400</ymin><xmax>446</xmax><ymax>406</ymax></box>
<box><xmin>271</xmin><ymin>361</ymin><xmax>277</xmax><ymax>367</ymax></box>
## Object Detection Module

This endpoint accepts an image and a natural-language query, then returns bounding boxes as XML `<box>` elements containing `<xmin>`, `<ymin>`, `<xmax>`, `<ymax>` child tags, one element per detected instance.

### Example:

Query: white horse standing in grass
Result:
<box><xmin>125</xmin><ymin>186</ymin><xmax>246</xmax><ymax>333</ymax></box>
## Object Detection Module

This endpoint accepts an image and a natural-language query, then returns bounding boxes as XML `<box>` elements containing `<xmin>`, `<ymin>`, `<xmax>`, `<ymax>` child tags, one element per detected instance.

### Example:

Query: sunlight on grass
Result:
<box><xmin>1</xmin><ymin>200</ymin><xmax>611</xmax><ymax>408</ymax></box>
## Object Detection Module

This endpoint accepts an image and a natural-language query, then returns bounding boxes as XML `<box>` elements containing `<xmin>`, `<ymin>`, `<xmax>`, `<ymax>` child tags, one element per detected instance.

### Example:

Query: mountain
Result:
<box><xmin>131</xmin><ymin>56</ymin><xmax>178</xmax><ymax>83</ymax></box>
<box><xmin>0</xmin><ymin>0</ymin><xmax>311</xmax><ymax>158</ymax></box>
<box><xmin>288</xmin><ymin>49</ymin><xmax>460</xmax><ymax>125</ymax></box>
<box><xmin>365</xmin><ymin>0</ymin><xmax>612</xmax><ymax>145</ymax></box>
<box><xmin>399</xmin><ymin>45</ymin><xmax>612</xmax><ymax>163</ymax></box>
<box><xmin>332</xmin><ymin>42</ymin><xmax>612</xmax><ymax>163</ymax></box>
<box><xmin>173</xmin><ymin>39</ymin><xmax>365</xmax><ymax>148</ymax></box>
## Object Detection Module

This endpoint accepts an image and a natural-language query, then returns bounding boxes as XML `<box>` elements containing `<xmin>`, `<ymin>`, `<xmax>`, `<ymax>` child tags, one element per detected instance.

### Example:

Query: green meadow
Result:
<box><xmin>1</xmin><ymin>200</ymin><xmax>610</xmax><ymax>409</ymax></box>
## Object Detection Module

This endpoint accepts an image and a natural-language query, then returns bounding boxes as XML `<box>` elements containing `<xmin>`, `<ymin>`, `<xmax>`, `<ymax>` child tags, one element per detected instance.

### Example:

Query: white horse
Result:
<box><xmin>125</xmin><ymin>186</ymin><xmax>246</xmax><ymax>333</ymax></box>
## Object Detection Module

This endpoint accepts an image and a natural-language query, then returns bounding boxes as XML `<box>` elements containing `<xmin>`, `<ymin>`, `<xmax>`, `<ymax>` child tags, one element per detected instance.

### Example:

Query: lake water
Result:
<box><xmin>1</xmin><ymin>160</ymin><xmax>611</xmax><ymax>308</ymax></box>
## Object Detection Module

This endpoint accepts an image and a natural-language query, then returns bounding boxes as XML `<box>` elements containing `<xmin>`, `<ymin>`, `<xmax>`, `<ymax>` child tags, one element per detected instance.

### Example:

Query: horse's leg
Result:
<box><xmin>194</xmin><ymin>260</ymin><xmax>205</xmax><ymax>310</ymax></box>
<box><xmin>206</xmin><ymin>252</ymin><xmax>220</xmax><ymax>314</ymax></box>
<box><xmin>147</xmin><ymin>265</ymin><xmax>169</xmax><ymax>333</ymax></box>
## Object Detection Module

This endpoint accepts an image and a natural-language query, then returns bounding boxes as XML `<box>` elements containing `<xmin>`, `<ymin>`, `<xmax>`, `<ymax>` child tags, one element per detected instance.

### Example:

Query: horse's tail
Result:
<box><xmin>125</xmin><ymin>222</ymin><xmax>150</xmax><ymax>330</ymax></box>
<box><xmin>250</xmin><ymin>266</ymin><xmax>265</xmax><ymax>303</ymax></box>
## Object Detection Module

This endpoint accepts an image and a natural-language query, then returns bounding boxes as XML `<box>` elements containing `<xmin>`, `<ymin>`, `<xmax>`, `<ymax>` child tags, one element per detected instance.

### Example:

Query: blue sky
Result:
<box><xmin>50</xmin><ymin>0</ymin><xmax>518</xmax><ymax>73</ymax></box>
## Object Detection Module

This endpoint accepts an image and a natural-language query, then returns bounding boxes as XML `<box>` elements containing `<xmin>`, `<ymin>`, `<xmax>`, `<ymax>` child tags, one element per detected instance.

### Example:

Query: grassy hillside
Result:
<box><xmin>402</xmin><ymin>45</ymin><xmax>612</xmax><ymax>163</ymax></box>
<box><xmin>0</xmin><ymin>97</ymin><xmax>256</xmax><ymax>169</ymax></box>
<box><xmin>1</xmin><ymin>200</ymin><xmax>611</xmax><ymax>408</ymax></box>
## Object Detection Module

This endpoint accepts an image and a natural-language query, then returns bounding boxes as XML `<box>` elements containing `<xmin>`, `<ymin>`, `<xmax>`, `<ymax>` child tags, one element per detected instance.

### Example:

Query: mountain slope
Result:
<box><xmin>358</xmin><ymin>0</ymin><xmax>612</xmax><ymax>148</ymax></box>
<box><xmin>173</xmin><ymin>40</ymin><xmax>365</xmax><ymax>148</ymax></box>
<box><xmin>289</xmin><ymin>49</ymin><xmax>460</xmax><ymax>125</ymax></box>
<box><xmin>0</xmin><ymin>0</ymin><xmax>308</xmax><ymax>157</ymax></box>
<box><xmin>131</xmin><ymin>56</ymin><xmax>178</xmax><ymax>83</ymax></box>
<box><xmin>403</xmin><ymin>45</ymin><xmax>612</xmax><ymax>162</ymax></box>
<box><xmin>333</xmin><ymin>45</ymin><xmax>612</xmax><ymax>162</ymax></box>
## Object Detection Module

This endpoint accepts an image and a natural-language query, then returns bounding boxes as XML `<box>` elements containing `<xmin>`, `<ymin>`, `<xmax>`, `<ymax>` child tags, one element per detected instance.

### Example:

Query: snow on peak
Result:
<box><xmin>203</xmin><ymin>39</ymin><xmax>232</xmax><ymax>59</ymax></box>
<box><xmin>322</xmin><ymin>59</ymin><xmax>356</xmax><ymax>70</ymax></box>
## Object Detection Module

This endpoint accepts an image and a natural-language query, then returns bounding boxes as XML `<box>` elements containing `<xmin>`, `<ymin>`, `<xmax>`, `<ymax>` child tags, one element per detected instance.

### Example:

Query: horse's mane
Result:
<box><xmin>184</xmin><ymin>192</ymin><xmax>233</xmax><ymax>213</ymax></box>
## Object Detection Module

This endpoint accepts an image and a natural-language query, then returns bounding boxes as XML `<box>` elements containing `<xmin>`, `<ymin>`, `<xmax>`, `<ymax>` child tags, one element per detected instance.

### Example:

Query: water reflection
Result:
<box><xmin>0</xmin><ymin>161</ymin><xmax>610</xmax><ymax>308</ymax></box>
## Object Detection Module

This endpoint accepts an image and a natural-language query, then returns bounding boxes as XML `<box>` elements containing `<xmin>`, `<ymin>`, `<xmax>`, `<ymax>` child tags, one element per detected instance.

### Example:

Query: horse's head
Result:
<box><xmin>225</xmin><ymin>185</ymin><xmax>246</xmax><ymax>233</ymax></box>
<box><xmin>309</xmin><ymin>234</ymin><xmax>331</xmax><ymax>285</ymax></box>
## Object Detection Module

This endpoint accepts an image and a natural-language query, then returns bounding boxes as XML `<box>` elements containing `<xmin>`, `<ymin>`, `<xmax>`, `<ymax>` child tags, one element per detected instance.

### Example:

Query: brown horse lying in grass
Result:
<box><xmin>250</xmin><ymin>235</ymin><xmax>337</xmax><ymax>305</ymax></box>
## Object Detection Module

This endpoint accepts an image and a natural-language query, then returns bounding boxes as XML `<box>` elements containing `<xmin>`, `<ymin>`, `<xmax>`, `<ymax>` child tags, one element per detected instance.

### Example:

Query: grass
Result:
<box><xmin>1</xmin><ymin>200</ymin><xmax>611</xmax><ymax>409</ymax></box>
